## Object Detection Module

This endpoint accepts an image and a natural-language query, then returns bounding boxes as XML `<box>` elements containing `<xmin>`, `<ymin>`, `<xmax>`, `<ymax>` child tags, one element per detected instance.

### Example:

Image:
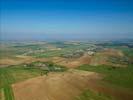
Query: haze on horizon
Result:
<box><xmin>0</xmin><ymin>0</ymin><xmax>133</xmax><ymax>40</ymax></box>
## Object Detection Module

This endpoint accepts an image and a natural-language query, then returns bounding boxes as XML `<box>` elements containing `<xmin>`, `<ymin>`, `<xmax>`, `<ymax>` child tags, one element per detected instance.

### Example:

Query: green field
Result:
<box><xmin>0</xmin><ymin>41</ymin><xmax>133</xmax><ymax>100</ymax></box>
<box><xmin>33</xmin><ymin>43</ymin><xmax>91</xmax><ymax>58</ymax></box>
<box><xmin>76</xmin><ymin>90</ymin><xmax>114</xmax><ymax>100</ymax></box>
<box><xmin>76</xmin><ymin>64</ymin><xmax>133</xmax><ymax>100</ymax></box>
<box><xmin>102</xmin><ymin>44</ymin><xmax>133</xmax><ymax>59</ymax></box>
<box><xmin>0</xmin><ymin>66</ymin><xmax>45</xmax><ymax>100</ymax></box>
<box><xmin>77</xmin><ymin>64</ymin><xmax>133</xmax><ymax>90</ymax></box>
<box><xmin>0</xmin><ymin>62</ymin><xmax>67</xmax><ymax>100</ymax></box>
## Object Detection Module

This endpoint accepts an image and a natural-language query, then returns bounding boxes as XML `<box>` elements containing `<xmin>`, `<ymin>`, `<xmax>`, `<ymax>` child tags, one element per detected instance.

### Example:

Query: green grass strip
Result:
<box><xmin>4</xmin><ymin>85</ymin><xmax>15</xmax><ymax>100</ymax></box>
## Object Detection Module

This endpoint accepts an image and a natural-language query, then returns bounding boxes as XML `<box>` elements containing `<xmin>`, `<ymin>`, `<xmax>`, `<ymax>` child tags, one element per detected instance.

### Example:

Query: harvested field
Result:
<box><xmin>50</xmin><ymin>49</ymin><xmax>126</xmax><ymax>68</ymax></box>
<box><xmin>51</xmin><ymin>54</ymin><xmax>92</xmax><ymax>68</ymax></box>
<box><xmin>12</xmin><ymin>70</ymin><xmax>100</xmax><ymax>100</ymax></box>
<box><xmin>0</xmin><ymin>56</ymin><xmax>49</xmax><ymax>67</ymax></box>
<box><xmin>0</xmin><ymin>48</ymin><xmax>126</xmax><ymax>68</ymax></box>
<box><xmin>90</xmin><ymin>49</ymin><xmax>126</xmax><ymax>67</ymax></box>
<box><xmin>12</xmin><ymin>69</ymin><xmax>133</xmax><ymax>100</ymax></box>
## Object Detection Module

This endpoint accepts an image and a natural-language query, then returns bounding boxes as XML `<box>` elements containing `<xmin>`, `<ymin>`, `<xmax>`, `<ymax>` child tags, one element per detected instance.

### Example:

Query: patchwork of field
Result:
<box><xmin>12</xmin><ymin>69</ymin><xmax>133</xmax><ymax>100</ymax></box>
<box><xmin>0</xmin><ymin>48</ymin><xmax>130</xmax><ymax>68</ymax></box>
<box><xmin>0</xmin><ymin>61</ymin><xmax>67</xmax><ymax>100</ymax></box>
<box><xmin>0</xmin><ymin>66</ymin><xmax>47</xmax><ymax>100</ymax></box>
<box><xmin>0</xmin><ymin>56</ymin><xmax>49</xmax><ymax>67</ymax></box>
<box><xmin>0</xmin><ymin>40</ymin><xmax>133</xmax><ymax>100</ymax></box>
<box><xmin>12</xmin><ymin>70</ymin><xmax>100</xmax><ymax>100</ymax></box>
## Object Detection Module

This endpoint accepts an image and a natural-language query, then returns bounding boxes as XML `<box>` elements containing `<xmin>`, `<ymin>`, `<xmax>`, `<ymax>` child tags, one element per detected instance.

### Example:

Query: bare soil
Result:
<box><xmin>12</xmin><ymin>70</ymin><xmax>100</xmax><ymax>100</ymax></box>
<box><xmin>12</xmin><ymin>69</ymin><xmax>133</xmax><ymax>100</ymax></box>
<box><xmin>51</xmin><ymin>54</ymin><xmax>92</xmax><ymax>68</ymax></box>
<box><xmin>0</xmin><ymin>56</ymin><xmax>49</xmax><ymax>67</ymax></box>
<box><xmin>0</xmin><ymin>48</ymin><xmax>126</xmax><ymax>68</ymax></box>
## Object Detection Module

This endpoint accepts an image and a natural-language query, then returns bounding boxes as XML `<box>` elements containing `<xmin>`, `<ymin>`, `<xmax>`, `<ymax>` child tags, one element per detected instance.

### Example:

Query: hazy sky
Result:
<box><xmin>0</xmin><ymin>0</ymin><xmax>133</xmax><ymax>40</ymax></box>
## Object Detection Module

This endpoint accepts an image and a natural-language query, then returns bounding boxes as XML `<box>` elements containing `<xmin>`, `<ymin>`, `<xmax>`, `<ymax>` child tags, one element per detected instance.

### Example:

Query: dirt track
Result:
<box><xmin>12</xmin><ymin>69</ymin><xmax>133</xmax><ymax>100</ymax></box>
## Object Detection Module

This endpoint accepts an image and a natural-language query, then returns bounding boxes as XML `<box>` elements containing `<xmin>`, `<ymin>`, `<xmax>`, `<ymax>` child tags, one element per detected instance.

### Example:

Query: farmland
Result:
<box><xmin>0</xmin><ymin>66</ymin><xmax>44</xmax><ymax>100</ymax></box>
<box><xmin>0</xmin><ymin>40</ymin><xmax>133</xmax><ymax>100</ymax></box>
<box><xmin>1</xmin><ymin>0</ymin><xmax>133</xmax><ymax>99</ymax></box>
<box><xmin>77</xmin><ymin>64</ymin><xmax>133</xmax><ymax>89</ymax></box>
<box><xmin>0</xmin><ymin>62</ymin><xmax>67</xmax><ymax>100</ymax></box>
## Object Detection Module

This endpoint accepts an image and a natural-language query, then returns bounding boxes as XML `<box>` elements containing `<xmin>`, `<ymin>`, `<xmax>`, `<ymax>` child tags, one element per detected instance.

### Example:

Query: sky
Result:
<box><xmin>0</xmin><ymin>0</ymin><xmax>133</xmax><ymax>40</ymax></box>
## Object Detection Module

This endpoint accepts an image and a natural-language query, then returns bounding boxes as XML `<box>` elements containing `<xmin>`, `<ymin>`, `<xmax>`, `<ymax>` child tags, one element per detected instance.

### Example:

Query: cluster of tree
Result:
<box><xmin>23</xmin><ymin>61</ymin><xmax>67</xmax><ymax>72</ymax></box>
<box><xmin>108</xmin><ymin>56</ymin><xmax>130</xmax><ymax>65</ymax></box>
<box><xmin>61</xmin><ymin>51</ymin><xmax>84</xmax><ymax>58</ymax></box>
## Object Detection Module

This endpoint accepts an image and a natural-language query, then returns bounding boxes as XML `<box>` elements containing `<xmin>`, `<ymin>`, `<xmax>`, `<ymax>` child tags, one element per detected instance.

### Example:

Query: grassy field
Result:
<box><xmin>31</xmin><ymin>43</ymin><xmax>92</xmax><ymax>58</ymax></box>
<box><xmin>0</xmin><ymin>66</ymin><xmax>47</xmax><ymax>100</ymax></box>
<box><xmin>77</xmin><ymin>64</ymin><xmax>133</xmax><ymax>90</ymax></box>
<box><xmin>76</xmin><ymin>90</ymin><xmax>114</xmax><ymax>100</ymax></box>
<box><xmin>0</xmin><ymin>67</ymin><xmax>48</xmax><ymax>100</ymax></box>
<box><xmin>103</xmin><ymin>45</ymin><xmax>133</xmax><ymax>58</ymax></box>
<box><xmin>34</xmin><ymin>50</ymin><xmax>64</xmax><ymax>58</ymax></box>
<box><xmin>0</xmin><ymin>62</ymin><xmax>67</xmax><ymax>100</ymax></box>
<box><xmin>0</xmin><ymin>41</ymin><xmax>132</xmax><ymax>100</ymax></box>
